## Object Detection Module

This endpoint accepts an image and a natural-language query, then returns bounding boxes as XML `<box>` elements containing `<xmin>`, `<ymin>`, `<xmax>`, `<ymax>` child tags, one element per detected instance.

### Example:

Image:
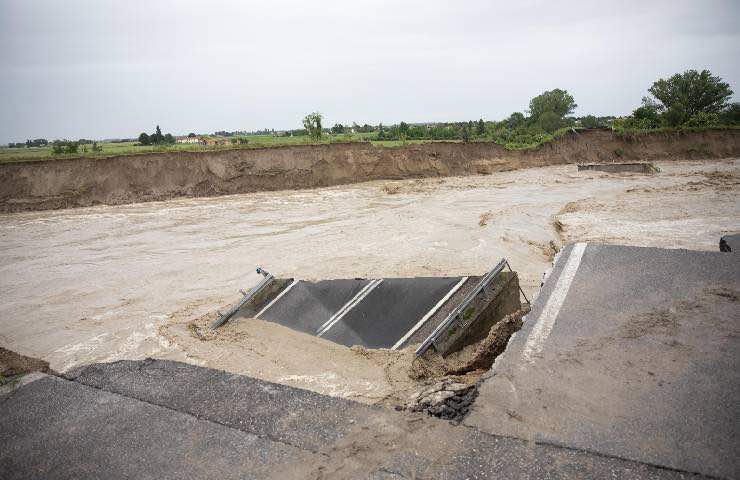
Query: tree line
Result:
<box><xmin>138</xmin><ymin>125</ymin><xmax>175</xmax><ymax>146</ymax></box>
<box><xmin>298</xmin><ymin>68</ymin><xmax>736</xmax><ymax>148</ymax></box>
<box><xmin>6</xmin><ymin>69</ymin><xmax>737</xmax><ymax>153</ymax></box>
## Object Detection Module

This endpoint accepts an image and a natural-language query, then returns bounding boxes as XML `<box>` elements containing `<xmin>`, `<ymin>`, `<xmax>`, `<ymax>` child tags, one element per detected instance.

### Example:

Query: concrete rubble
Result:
<box><xmin>404</xmin><ymin>379</ymin><xmax>479</xmax><ymax>423</ymax></box>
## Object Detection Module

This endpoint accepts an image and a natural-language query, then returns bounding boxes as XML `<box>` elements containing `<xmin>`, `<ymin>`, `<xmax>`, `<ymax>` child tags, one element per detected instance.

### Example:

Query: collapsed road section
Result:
<box><xmin>212</xmin><ymin>260</ymin><xmax>526</xmax><ymax>354</ymax></box>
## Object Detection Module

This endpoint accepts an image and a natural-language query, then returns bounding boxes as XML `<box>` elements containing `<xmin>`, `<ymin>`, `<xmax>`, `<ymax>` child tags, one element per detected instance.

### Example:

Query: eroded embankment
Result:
<box><xmin>1</xmin><ymin>129</ymin><xmax>738</xmax><ymax>213</ymax></box>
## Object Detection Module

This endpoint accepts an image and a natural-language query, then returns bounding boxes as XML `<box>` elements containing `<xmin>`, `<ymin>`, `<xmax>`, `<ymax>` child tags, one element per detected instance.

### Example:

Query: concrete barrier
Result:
<box><xmin>577</xmin><ymin>162</ymin><xmax>660</xmax><ymax>173</ymax></box>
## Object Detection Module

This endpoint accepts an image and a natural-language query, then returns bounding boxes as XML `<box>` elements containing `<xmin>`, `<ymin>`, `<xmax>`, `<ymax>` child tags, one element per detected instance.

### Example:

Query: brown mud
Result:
<box><xmin>0</xmin><ymin>347</ymin><xmax>54</xmax><ymax>379</ymax></box>
<box><xmin>2</xmin><ymin>129</ymin><xmax>739</xmax><ymax>213</ymax></box>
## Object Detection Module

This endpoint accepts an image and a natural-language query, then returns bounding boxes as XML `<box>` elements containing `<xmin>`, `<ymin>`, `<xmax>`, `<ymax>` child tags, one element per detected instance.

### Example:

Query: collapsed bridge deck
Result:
<box><xmin>217</xmin><ymin>262</ymin><xmax>523</xmax><ymax>353</ymax></box>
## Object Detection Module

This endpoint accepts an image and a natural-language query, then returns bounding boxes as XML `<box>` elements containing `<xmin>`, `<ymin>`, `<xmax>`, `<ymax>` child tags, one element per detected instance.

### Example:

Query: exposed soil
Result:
<box><xmin>0</xmin><ymin>346</ymin><xmax>54</xmax><ymax>379</ymax></box>
<box><xmin>1</xmin><ymin>129</ymin><xmax>739</xmax><ymax>213</ymax></box>
<box><xmin>444</xmin><ymin>307</ymin><xmax>529</xmax><ymax>374</ymax></box>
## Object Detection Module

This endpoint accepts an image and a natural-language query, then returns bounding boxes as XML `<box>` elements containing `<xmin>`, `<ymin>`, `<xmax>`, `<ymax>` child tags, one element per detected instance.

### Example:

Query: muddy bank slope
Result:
<box><xmin>1</xmin><ymin>129</ymin><xmax>738</xmax><ymax>213</ymax></box>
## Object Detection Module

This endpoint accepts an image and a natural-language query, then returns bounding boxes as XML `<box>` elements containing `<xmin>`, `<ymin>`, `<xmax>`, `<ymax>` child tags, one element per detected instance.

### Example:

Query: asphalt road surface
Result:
<box><xmin>466</xmin><ymin>243</ymin><xmax>740</xmax><ymax>479</ymax></box>
<box><xmin>1</xmin><ymin>359</ymin><xmax>702</xmax><ymax>479</ymax></box>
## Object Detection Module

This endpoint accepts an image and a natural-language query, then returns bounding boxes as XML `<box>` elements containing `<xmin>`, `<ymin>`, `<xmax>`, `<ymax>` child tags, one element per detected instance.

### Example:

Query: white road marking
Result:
<box><xmin>522</xmin><ymin>242</ymin><xmax>587</xmax><ymax>364</ymax></box>
<box><xmin>391</xmin><ymin>276</ymin><xmax>469</xmax><ymax>351</ymax></box>
<box><xmin>316</xmin><ymin>279</ymin><xmax>381</xmax><ymax>335</ymax></box>
<box><xmin>254</xmin><ymin>280</ymin><xmax>297</xmax><ymax>319</ymax></box>
<box><xmin>317</xmin><ymin>279</ymin><xmax>383</xmax><ymax>337</ymax></box>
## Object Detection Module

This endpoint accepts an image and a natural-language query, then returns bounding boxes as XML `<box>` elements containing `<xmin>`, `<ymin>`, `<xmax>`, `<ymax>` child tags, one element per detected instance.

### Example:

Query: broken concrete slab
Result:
<box><xmin>465</xmin><ymin>243</ymin><xmax>740</xmax><ymax>479</ymax></box>
<box><xmin>577</xmin><ymin>162</ymin><xmax>660</xmax><ymax>173</ymax></box>
<box><xmin>720</xmin><ymin>233</ymin><xmax>740</xmax><ymax>252</ymax></box>
<box><xmin>2</xmin><ymin>360</ymin><xmax>705</xmax><ymax>479</ymax></box>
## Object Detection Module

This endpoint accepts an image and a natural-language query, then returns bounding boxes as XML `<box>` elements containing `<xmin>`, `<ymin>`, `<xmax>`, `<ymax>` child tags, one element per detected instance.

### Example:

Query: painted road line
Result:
<box><xmin>254</xmin><ymin>280</ymin><xmax>297</xmax><ymax>319</ymax></box>
<box><xmin>317</xmin><ymin>279</ymin><xmax>383</xmax><ymax>337</ymax></box>
<box><xmin>391</xmin><ymin>276</ymin><xmax>469</xmax><ymax>351</ymax></box>
<box><xmin>522</xmin><ymin>242</ymin><xmax>587</xmax><ymax>364</ymax></box>
<box><xmin>316</xmin><ymin>280</ymin><xmax>377</xmax><ymax>335</ymax></box>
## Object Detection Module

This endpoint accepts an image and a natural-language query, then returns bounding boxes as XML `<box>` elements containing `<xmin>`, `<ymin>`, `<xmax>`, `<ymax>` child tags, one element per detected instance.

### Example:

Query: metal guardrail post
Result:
<box><xmin>211</xmin><ymin>267</ymin><xmax>274</xmax><ymax>329</ymax></box>
<box><xmin>415</xmin><ymin>259</ymin><xmax>507</xmax><ymax>356</ymax></box>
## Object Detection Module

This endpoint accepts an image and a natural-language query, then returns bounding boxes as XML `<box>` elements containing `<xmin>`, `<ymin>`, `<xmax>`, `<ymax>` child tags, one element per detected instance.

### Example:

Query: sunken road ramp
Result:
<box><xmin>2</xmin><ymin>128</ymin><xmax>739</xmax><ymax>213</ymax></box>
<box><xmin>1</xmin><ymin>359</ymin><xmax>703</xmax><ymax>479</ymax></box>
<box><xmin>720</xmin><ymin>233</ymin><xmax>740</xmax><ymax>252</ymax></box>
<box><xmin>218</xmin><ymin>263</ymin><xmax>522</xmax><ymax>353</ymax></box>
<box><xmin>241</xmin><ymin>276</ymin><xmax>466</xmax><ymax>349</ymax></box>
<box><xmin>465</xmin><ymin>243</ymin><xmax>740</xmax><ymax>480</ymax></box>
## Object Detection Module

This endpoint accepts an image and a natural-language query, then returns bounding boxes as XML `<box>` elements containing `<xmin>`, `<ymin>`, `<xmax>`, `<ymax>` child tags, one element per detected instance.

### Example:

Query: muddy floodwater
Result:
<box><xmin>1</xmin><ymin>159</ymin><xmax>738</xmax><ymax>401</ymax></box>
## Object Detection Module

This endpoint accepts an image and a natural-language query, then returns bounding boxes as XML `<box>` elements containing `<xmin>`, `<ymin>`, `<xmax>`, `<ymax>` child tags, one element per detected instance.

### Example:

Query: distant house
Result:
<box><xmin>176</xmin><ymin>136</ymin><xmax>200</xmax><ymax>144</ymax></box>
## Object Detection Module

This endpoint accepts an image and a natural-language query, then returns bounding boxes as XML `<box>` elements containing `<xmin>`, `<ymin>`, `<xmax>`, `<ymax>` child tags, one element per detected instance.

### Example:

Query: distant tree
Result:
<box><xmin>331</xmin><ymin>123</ymin><xmax>345</xmax><ymax>134</ymax></box>
<box><xmin>476</xmin><ymin>118</ymin><xmax>485</xmax><ymax>135</ymax></box>
<box><xmin>579</xmin><ymin>115</ymin><xmax>600</xmax><ymax>128</ymax></box>
<box><xmin>719</xmin><ymin>103</ymin><xmax>740</xmax><ymax>124</ymax></box>
<box><xmin>187</xmin><ymin>132</ymin><xmax>196</xmax><ymax>138</ymax></box>
<box><xmin>164</xmin><ymin>133</ymin><xmax>175</xmax><ymax>144</ymax></box>
<box><xmin>648</xmin><ymin>69</ymin><xmax>733</xmax><ymax>118</ymax></box>
<box><xmin>51</xmin><ymin>140</ymin><xmax>79</xmax><ymax>155</ymax></box>
<box><xmin>631</xmin><ymin>97</ymin><xmax>662</xmax><ymax>127</ymax></box>
<box><xmin>506</xmin><ymin>112</ymin><xmax>526</xmax><ymax>129</ymax></box>
<box><xmin>138</xmin><ymin>133</ymin><xmax>151</xmax><ymax>146</ymax></box>
<box><xmin>302</xmin><ymin>112</ymin><xmax>323</xmax><ymax>140</ymax></box>
<box><xmin>92</xmin><ymin>141</ymin><xmax>103</xmax><ymax>152</ymax></box>
<box><xmin>537</xmin><ymin>111</ymin><xmax>563</xmax><ymax>133</ymax></box>
<box><xmin>398</xmin><ymin>121</ymin><xmax>409</xmax><ymax>137</ymax></box>
<box><xmin>461</xmin><ymin>124</ymin><xmax>471</xmax><ymax>142</ymax></box>
<box><xmin>152</xmin><ymin>125</ymin><xmax>164</xmax><ymax>144</ymax></box>
<box><xmin>684</xmin><ymin>112</ymin><xmax>719</xmax><ymax>128</ymax></box>
<box><xmin>528</xmin><ymin>89</ymin><xmax>577</xmax><ymax>121</ymax></box>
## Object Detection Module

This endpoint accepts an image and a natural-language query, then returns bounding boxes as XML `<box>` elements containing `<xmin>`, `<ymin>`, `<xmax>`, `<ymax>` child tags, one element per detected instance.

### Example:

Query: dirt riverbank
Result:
<box><xmin>1</xmin><ymin>129</ymin><xmax>739</xmax><ymax>213</ymax></box>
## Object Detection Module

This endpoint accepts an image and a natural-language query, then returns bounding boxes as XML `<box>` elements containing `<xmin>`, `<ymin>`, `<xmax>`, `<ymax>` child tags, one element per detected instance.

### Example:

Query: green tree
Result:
<box><xmin>506</xmin><ymin>112</ymin><xmax>526</xmax><ymax>129</ymax></box>
<box><xmin>461</xmin><ymin>124</ymin><xmax>470</xmax><ymax>142</ymax></box>
<box><xmin>138</xmin><ymin>133</ymin><xmax>150</xmax><ymax>145</ymax></box>
<box><xmin>164</xmin><ymin>133</ymin><xmax>175</xmax><ymax>144</ymax></box>
<box><xmin>648</xmin><ymin>69</ymin><xmax>733</xmax><ymax>118</ymax></box>
<box><xmin>537</xmin><ymin>111</ymin><xmax>562</xmax><ymax>133</ymax></box>
<box><xmin>398</xmin><ymin>121</ymin><xmax>409</xmax><ymax>136</ymax></box>
<box><xmin>476</xmin><ymin>118</ymin><xmax>485</xmax><ymax>135</ymax></box>
<box><xmin>580</xmin><ymin>115</ymin><xmax>599</xmax><ymax>128</ymax></box>
<box><xmin>303</xmin><ymin>112</ymin><xmax>323</xmax><ymax>140</ymax></box>
<box><xmin>331</xmin><ymin>123</ymin><xmax>345</xmax><ymax>134</ymax></box>
<box><xmin>153</xmin><ymin>125</ymin><xmax>164</xmax><ymax>144</ymax></box>
<box><xmin>528</xmin><ymin>89</ymin><xmax>577</xmax><ymax>121</ymax></box>
<box><xmin>719</xmin><ymin>103</ymin><xmax>740</xmax><ymax>124</ymax></box>
<box><xmin>684</xmin><ymin>112</ymin><xmax>719</xmax><ymax>127</ymax></box>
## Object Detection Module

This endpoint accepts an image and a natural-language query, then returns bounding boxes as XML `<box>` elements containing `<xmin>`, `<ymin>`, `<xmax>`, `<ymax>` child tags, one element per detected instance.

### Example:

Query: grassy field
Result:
<box><xmin>0</xmin><ymin>134</ymin><xmax>350</xmax><ymax>164</ymax></box>
<box><xmin>0</xmin><ymin>133</ymin><xmax>453</xmax><ymax>164</ymax></box>
<box><xmin>0</xmin><ymin>133</ymin><xmax>458</xmax><ymax>164</ymax></box>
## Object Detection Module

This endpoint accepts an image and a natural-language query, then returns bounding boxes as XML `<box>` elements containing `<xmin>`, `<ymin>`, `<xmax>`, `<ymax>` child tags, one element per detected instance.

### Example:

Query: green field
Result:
<box><xmin>0</xmin><ymin>133</ymin><xmax>446</xmax><ymax>164</ymax></box>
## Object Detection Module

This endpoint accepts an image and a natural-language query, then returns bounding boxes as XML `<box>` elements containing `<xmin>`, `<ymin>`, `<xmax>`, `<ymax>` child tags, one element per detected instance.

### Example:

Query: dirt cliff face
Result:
<box><xmin>1</xmin><ymin>129</ymin><xmax>738</xmax><ymax>213</ymax></box>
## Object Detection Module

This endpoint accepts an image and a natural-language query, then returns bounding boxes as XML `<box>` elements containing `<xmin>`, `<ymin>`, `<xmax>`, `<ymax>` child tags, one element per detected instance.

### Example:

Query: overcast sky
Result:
<box><xmin>1</xmin><ymin>0</ymin><xmax>739</xmax><ymax>142</ymax></box>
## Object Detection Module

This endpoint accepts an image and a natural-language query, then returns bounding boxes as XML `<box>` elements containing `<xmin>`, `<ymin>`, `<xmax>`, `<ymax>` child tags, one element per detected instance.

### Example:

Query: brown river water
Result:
<box><xmin>1</xmin><ymin>159</ymin><xmax>737</xmax><ymax>401</ymax></box>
